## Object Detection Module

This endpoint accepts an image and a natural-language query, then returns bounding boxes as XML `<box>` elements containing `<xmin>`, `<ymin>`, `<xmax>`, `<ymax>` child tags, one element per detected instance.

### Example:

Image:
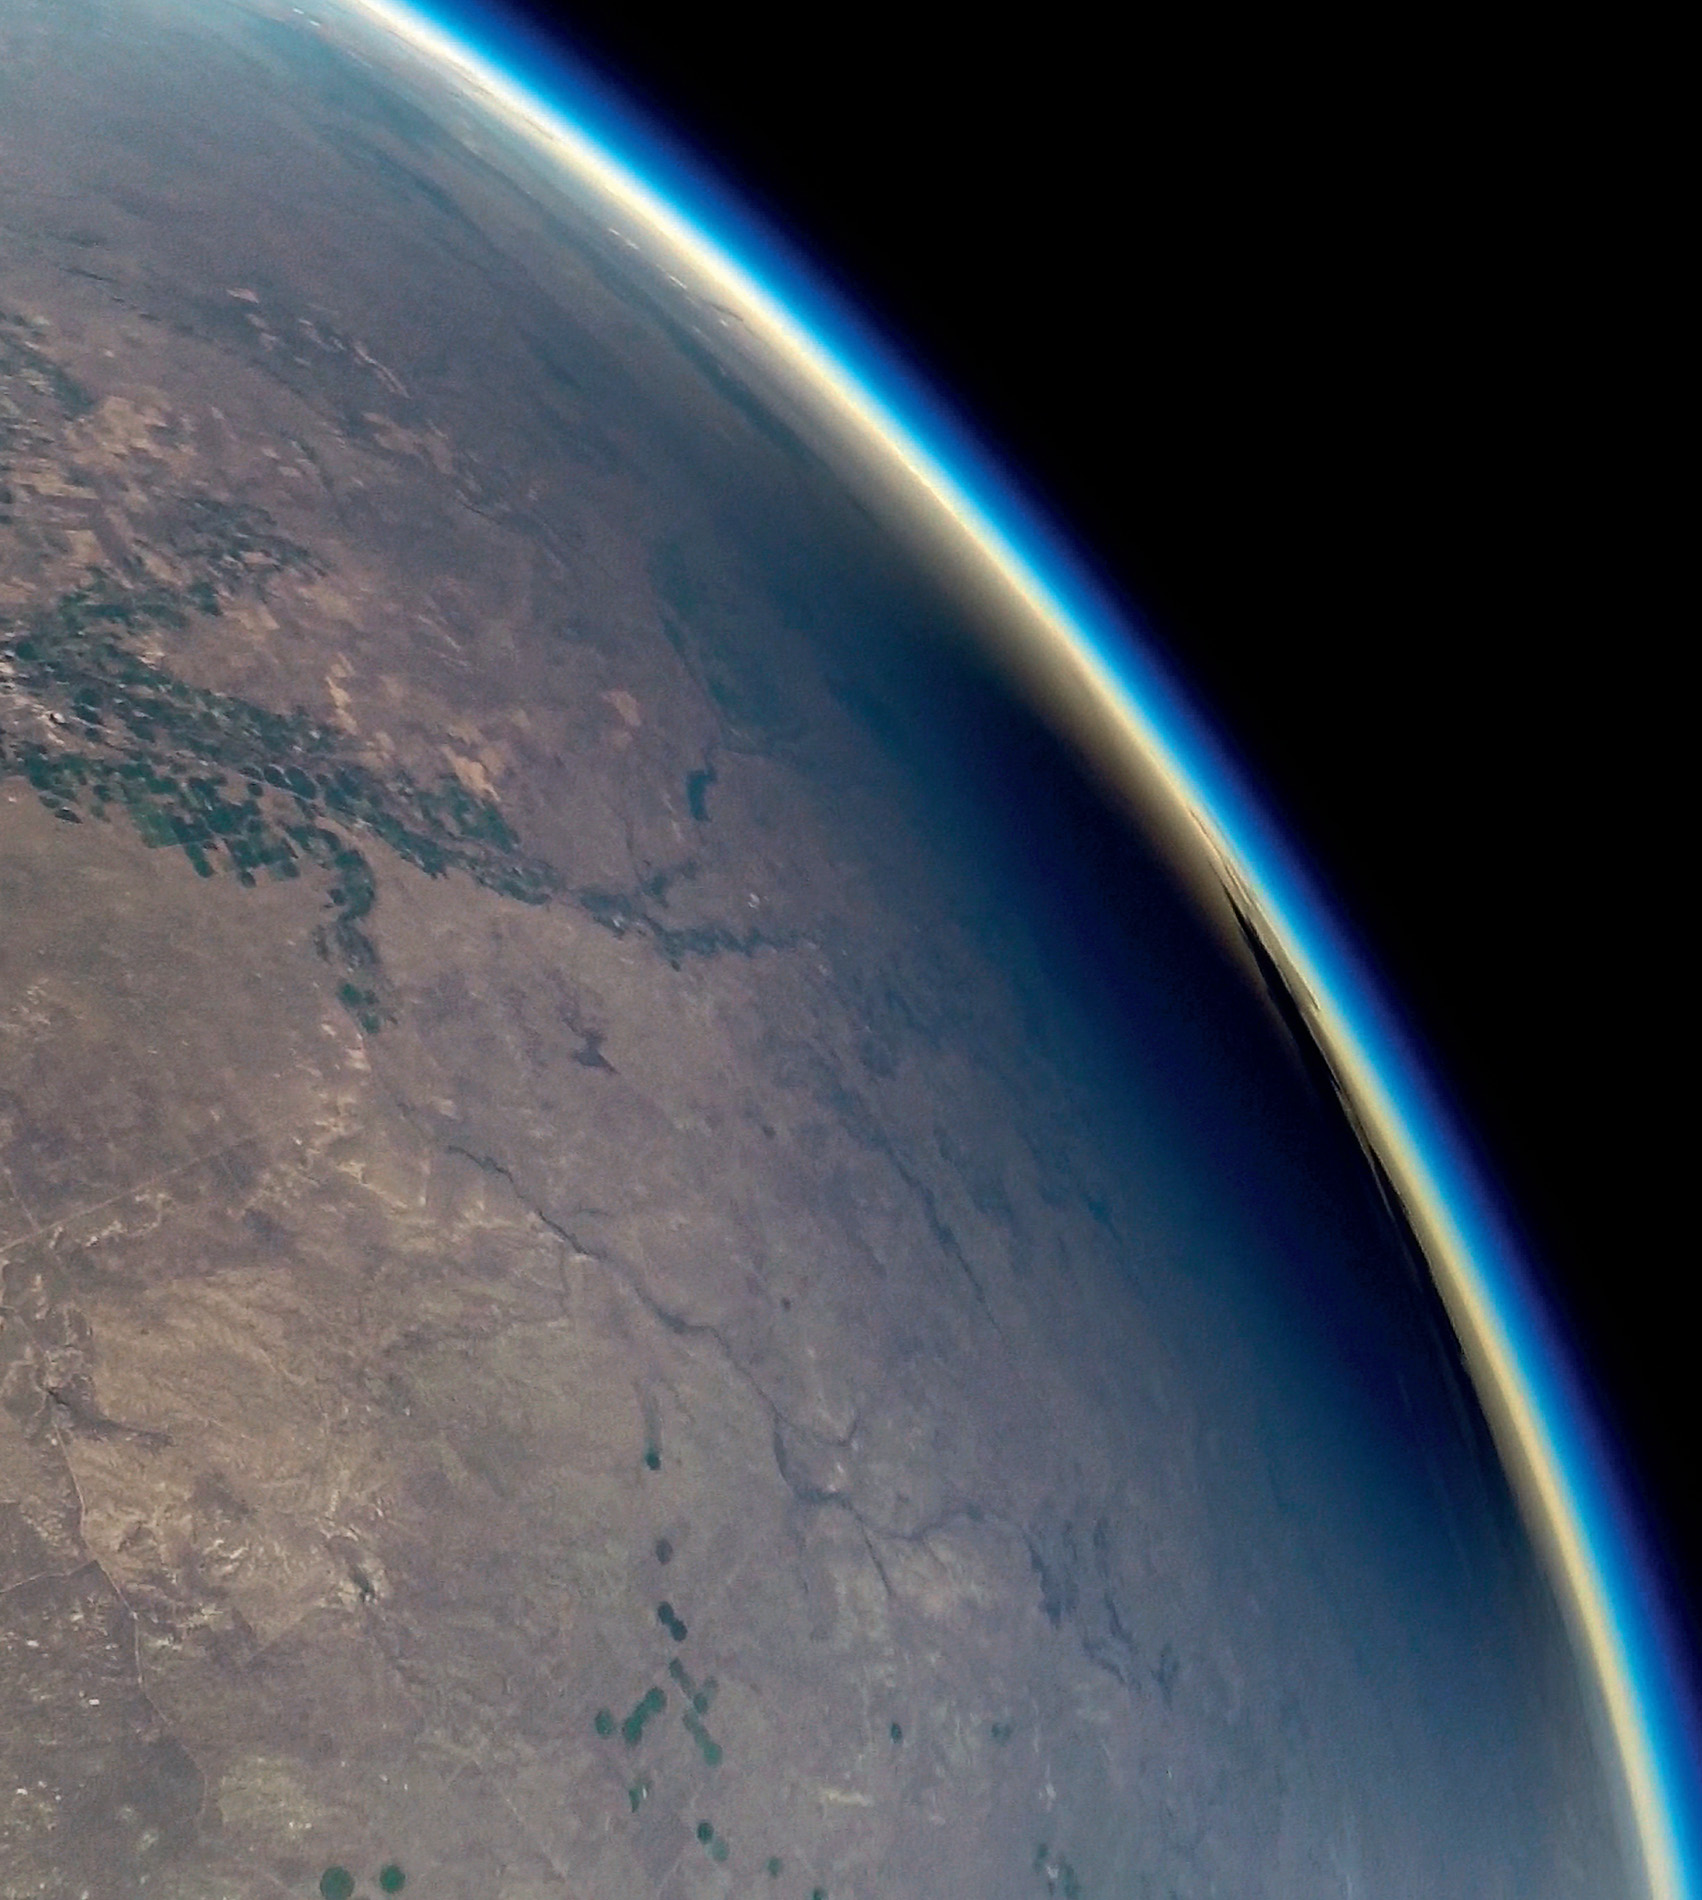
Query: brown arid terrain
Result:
<box><xmin>0</xmin><ymin>3</ymin><xmax>1630</xmax><ymax>1896</ymax></box>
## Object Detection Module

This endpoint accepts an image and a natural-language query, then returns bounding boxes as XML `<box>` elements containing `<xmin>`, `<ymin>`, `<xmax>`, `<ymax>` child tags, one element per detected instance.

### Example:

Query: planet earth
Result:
<box><xmin>0</xmin><ymin>1</ymin><xmax>1648</xmax><ymax>1896</ymax></box>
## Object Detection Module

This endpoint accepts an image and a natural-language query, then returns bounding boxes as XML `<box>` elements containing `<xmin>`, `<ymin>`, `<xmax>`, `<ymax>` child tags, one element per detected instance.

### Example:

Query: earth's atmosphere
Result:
<box><xmin>0</xmin><ymin>2</ymin><xmax>1634</xmax><ymax>1896</ymax></box>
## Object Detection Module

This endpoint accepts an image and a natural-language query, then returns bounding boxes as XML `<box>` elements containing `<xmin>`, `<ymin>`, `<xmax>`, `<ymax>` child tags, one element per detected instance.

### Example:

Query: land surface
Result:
<box><xmin>0</xmin><ymin>2</ymin><xmax>1630</xmax><ymax>1896</ymax></box>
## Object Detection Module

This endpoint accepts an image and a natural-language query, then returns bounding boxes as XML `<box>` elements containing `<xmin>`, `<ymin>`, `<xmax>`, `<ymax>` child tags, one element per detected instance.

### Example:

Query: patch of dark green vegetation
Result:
<box><xmin>575</xmin><ymin>882</ymin><xmax>794</xmax><ymax>968</ymax></box>
<box><xmin>318</xmin><ymin>1870</ymin><xmax>355</xmax><ymax>1900</ymax></box>
<box><xmin>0</xmin><ymin>571</ymin><xmax>557</xmax><ymax>1028</ymax></box>
<box><xmin>684</xmin><ymin>755</ymin><xmax>716</xmax><ymax>822</ymax></box>
<box><xmin>990</xmin><ymin>1720</ymin><xmax>1014</xmax><ymax>1744</ymax></box>
<box><xmin>1151</xmin><ymin>1640</ymin><xmax>1179</xmax><ymax>1704</ymax></box>
<box><xmin>157</xmin><ymin>493</ymin><xmax>321</xmax><ymax>599</ymax></box>
<box><xmin>765</xmin><ymin>1856</ymin><xmax>783</xmax><ymax>1878</ymax></box>
<box><xmin>642</xmin><ymin>1443</ymin><xmax>662</xmax><ymax>1471</ymax></box>
<box><xmin>654</xmin><ymin>1536</ymin><xmax>673</xmax><ymax>1564</ymax></box>
<box><xmin>889</xmin><ymin>1721</ymin><xmax>903</xmax><ymax>1744</ymax></box>
<box><xmin>1034</xmin><ymin>1842</ymin><xmax>1085</xmax><ymax>1898</ymax></box>
<box><xmin>45</xmin><ymin>360</ymin><xmax>96</xmax><ymax>418</ymax></box>
<box><xmin>593</xmin><ymin>1706</ymin><xmax>616</xmax><ymax>1738</ymax></box>
<box><xmin>682</xmin><ymin>1706</ymin><xmax>723</xmax><ymax>1767</ymax></box>
<box><xmin>580</xmin><ymin>886</ymin><xmax>640</xmax><ymax>935</ymax></box>
<box><xmin>667</xmin><ymin>1656</ymin><xmax>717</xmax><ymax>1715</ymax></box>
<box><xmin>563</xmin><ymin>855</ymin><xmax>796</xmax><ymax>970</ymax></box>
<box><xmin>338</xmin><ymin>981</ymin><xmax>384</xmax><ymax>1036</ymax></box>
<box><xmin>657</xmin><ymin>1600</ymin><xmax>687</xmax><ymax>1642</ymax></box>
<box><xmin>667</xmin><ymin>1657</ymin><xmax>722</xmax><ymax>1760</ymax></box>
<box><xmin>621</xmin><ymin>1685</ymin><xmax>666</xmax><ymax>1748</ymax></box>
<box><xmin>377</xmin><ymin>1867</ymin><xmax>406</xmax><ymax>1895</ymax></box>
<box><xmin>627</xmin><ymin>1775</ymin><xmax>651</xmax><ymax>1812</ymax></box>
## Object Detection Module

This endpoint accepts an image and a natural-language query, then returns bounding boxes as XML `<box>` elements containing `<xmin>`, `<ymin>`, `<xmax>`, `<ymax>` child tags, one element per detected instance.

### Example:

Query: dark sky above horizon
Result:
<box><xmin>474</xmin><ymin>2</ymin><xmax>1685</xmax><ymax>1647</ymax></box>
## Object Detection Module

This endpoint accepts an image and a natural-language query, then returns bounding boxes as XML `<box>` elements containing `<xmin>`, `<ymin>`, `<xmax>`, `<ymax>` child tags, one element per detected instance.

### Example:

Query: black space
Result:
<box><xmin>488</xmin><ymin>7</ymin><xmax>1686</xmax><ymax>1658</ymax></box>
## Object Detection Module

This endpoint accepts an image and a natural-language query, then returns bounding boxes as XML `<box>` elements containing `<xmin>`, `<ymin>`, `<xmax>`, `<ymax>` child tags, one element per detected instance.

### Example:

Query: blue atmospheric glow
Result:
<box><xmin>389</xmin><ymin>4</ymin><xmax>1699</xmax><ymax>1889</ymax></box>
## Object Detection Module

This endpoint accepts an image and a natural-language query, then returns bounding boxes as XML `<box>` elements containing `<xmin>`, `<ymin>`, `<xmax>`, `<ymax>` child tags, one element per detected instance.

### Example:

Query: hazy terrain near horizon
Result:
<box><xmin>0</xmin><ymin>1</ymin><xmax>1636</xmax><ymax>1894</ymax></box>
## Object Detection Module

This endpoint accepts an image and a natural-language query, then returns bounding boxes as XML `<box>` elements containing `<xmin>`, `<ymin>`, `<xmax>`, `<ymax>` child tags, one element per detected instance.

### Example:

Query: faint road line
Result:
<box><xmin>0</xmin><ymin>1161</ymin><xmax>42</xmax><ymax>1234</ymax></box>
<box><xmin>0</xmin><ymin>1129</ymin><xmax>269</xmax><ymax>1263</ymax></box>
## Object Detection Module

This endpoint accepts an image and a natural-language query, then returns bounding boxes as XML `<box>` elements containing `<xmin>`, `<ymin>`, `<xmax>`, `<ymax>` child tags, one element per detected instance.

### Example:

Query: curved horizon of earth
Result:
<box><xmin>0</xmin><ymin>1</ymin><xmax>1661</xmax><ymax>1895</ymax></box>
